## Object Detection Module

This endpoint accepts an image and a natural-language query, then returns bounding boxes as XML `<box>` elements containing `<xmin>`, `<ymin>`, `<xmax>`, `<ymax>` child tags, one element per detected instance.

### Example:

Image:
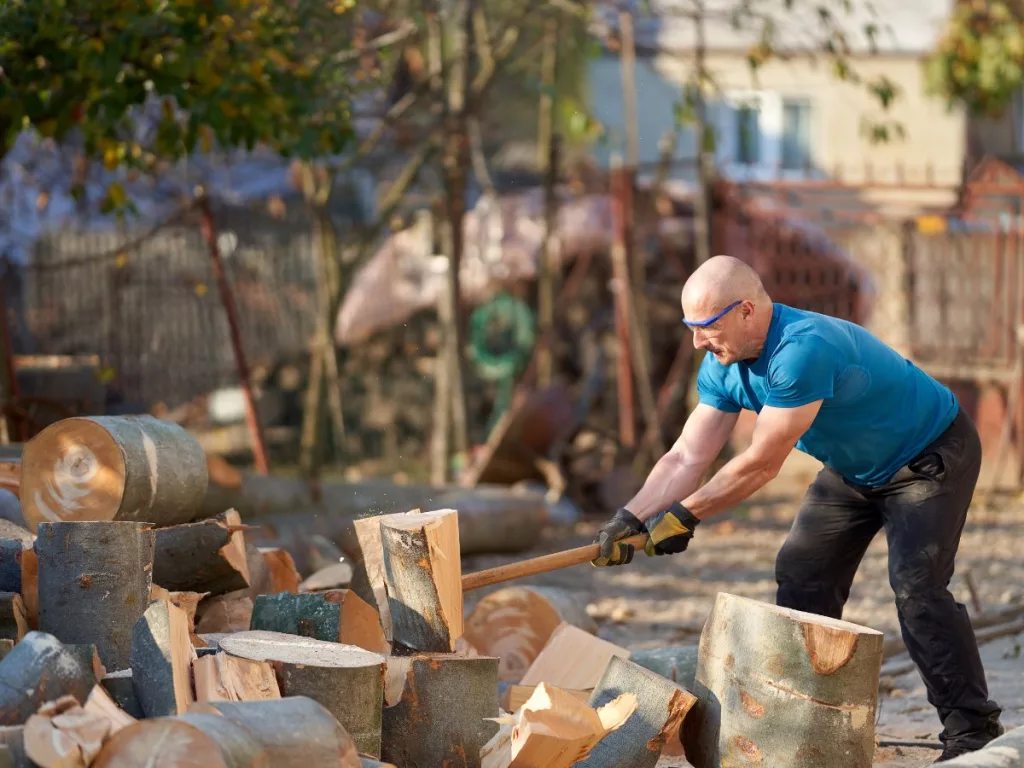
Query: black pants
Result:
<box><xmin>775</xmin><ymin>407</ymin><xmax>1003</xmax><ymax>749</ymax></box>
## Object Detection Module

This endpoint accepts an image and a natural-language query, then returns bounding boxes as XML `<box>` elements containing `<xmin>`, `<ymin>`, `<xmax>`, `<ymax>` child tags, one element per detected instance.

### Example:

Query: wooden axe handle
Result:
<box><xmin>461</xmin><ymin>533</ymin><xmax>649</xmax><ymax>592</ymax></box>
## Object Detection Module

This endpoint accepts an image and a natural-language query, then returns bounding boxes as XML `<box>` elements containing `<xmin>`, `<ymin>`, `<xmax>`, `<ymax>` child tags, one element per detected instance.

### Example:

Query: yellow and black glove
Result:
<box><xmin>644</xmin><ymin>502</ymin><xmax>700</xmax><ymax>557</ymax></box>
<box><xmin>591</xmin><ymin>508</ymin><xmax>647</xmax><ymax>567</ymax></box>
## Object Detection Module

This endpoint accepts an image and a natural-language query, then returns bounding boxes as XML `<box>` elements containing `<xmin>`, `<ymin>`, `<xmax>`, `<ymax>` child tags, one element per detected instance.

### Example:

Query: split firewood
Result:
<box><xmin>382</xmin><ymin>653</ymin><xmax>499</xmax><ymax>766</ymax></box>
<box><xmin>519</xmin><ymin>623</ymin><xmax>630</xmax><ymax>691</ymax></box>
<box><xmin>194</xmin><ymin>597</ymin><xmax>253</xmax><ymax>635</ymax></box>
<box><xmin>100</xmin><ymin>671</ymin><xmax>143</xmax><ymax>719</ymax></box>
<box><xmin>299</xmin><ymin>562</ymin><xmax>354</xmax><ymax>592</ymax></box>
<box><xmin>130</xmin><ymin>600</ymin><xmax>197</xmax><ymax>717</ymax></box>
<box><xmin>20</xmin><ymin>415</ymin><xmax>208</xmax><ymax>530</ymax></box>
<box><xmin>505</xmin><ymin>685</ymin><xmax>591</xmax><ymax>714</ymax></box>
<box><xmin>463</xmin><ymin>587</ymin><xmax>597</xmax><ymax>683</ymax></box>
<box><xmin>682</xmin><ymin>592</ymin><xmax>884</xmax><ymax>768</ymax></box>
<box><xmin>258</xmin><ymin>548</ymin><xmax>300</xmax><ymax>593</ymax></box>
<box><xmin>219</xmin><ymin>630</ymin><xmax>385</xmax><ymax>757</ymax></box>
<box><xmin>353</xmin><ymin>511</ymin><xmax>406</xmax><ymax>640</ymax></box>
<box><xmin>36</xmin><ymin>521</ymin><xmax>155</xmax><ymax>671</ymax></box>
<box><xmin>0</xmin><ymin>594</ymin><xmax>26</xmax><ymax>642</ymax></box>
<box><xmin>24</xmin><ymin>693</ymin><xmax>112</xmax><ymax>768</ymax></box>
<box><xmin>0</xmin><ymin>631</ymin><xmax>99</xmax><ymax>725</ymax></box>
<box><xmin>186</xmin><ymin>697</ymin><xmax>361</xmax><ymax>767</ymax></box>
<box><xmin>150</xmin><ymin>587</ymin><xmax>208</xmax><ymax>648</ymax></box>
<box><xmin>192</xmin><ymin>653</ymin><xmax>281</xmax><ymax>704</ymax></box>
<box><xmin>0</xmin><ymin>725</ymin><xmax>27</xmax><ymax>767</ymax></box>
<box><xmin>379</xmin><ymin>509</ymin><xmax>462</xmax><ymax>653</ymax></box>
<box><xmin>624</xmin><ymin>645</ymin><xmax>699</xmax><ymax>757</ymax></box>
<box><xmin>83</xmin><ymin>685</ymin><xmax>136</xmax><ymax>735</ymax></box>
<box><xmin>20</xmin><ymin>545</ymin><xmax>36</xmax><ymax>630</ymax></box>
<box><xmin>576</xmin><ymin>656</ymin><xmax>696</xmax><ymax>768</ymax></box>
<box><xmin>480</xmin><ymin>682</ymin><xmax>637</xmax><ymax>768</ymax></box>
<box><xmin>250</xmin><ymin>591</ymin><xmax>389</xmax><ymax>655</ymax></box>
<box><xmin>153</xmin><ymin>510</ymin><xmax>250</xmax><ymax>597</ymax></box>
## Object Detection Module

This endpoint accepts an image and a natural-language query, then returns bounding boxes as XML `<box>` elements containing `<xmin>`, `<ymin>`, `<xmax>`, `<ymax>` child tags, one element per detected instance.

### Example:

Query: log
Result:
<box><xmin>219</xmin><ymin>630</ymin><xmax>385</xmax><ymax>757</ymax></box>
<box><xmin>100</xmin><ymin>671</ymin><xmax>143</xmax><ymax>719</ymax></box>
<box><xmin>463</xmin><ymin>586</ymin><xmax>596</xmax><ymax>683</ymax></box>
<box><xmin>258</xmin><ymin>548</ymin><xmax>301</xmax><ymax>593</ymax></box>
<box><xmin>682</xmin><ymin>592</ymin><xmax>884</xmax><ymax>768</ymax></box>
<box><xmin>0</xmin><ymin>594</ymin><xmax>26</xmax><ymax>642</ymax></box>
<box><xmin>250</xmin><ymin>590</ymin><xmax>389</xmax><ymax>655</ymax></box>
<box><xmin>153</xmin><ymin>510</ymin><xmax>251</xmax><ymax>597</ymax></box>
<box><xmin>480</xmin><ymin>682</ymin><xmax>637</xmax><ymax>768</ymax></box>
<box><xmin>519</xmin><ymin>623</ymin><xmax>630</xmax><ymax>691</ymax></box>
<box><xmin>0</xmin><ymin>631</ymin><xmax>99</xmax><ymax>725</ymax></box>
<box><xmin>167</xmin><ymin>714</ymin><xmax>268</xmax><ymax>768</ymax></box>
<box><xmin>0</xmin><ymin>540</ymin><xmax>26</xmax><ymax>594</ymax></box>
<box><xmin>577</xmin><ymin>656</ymin><xmax>697</xmax><ymax>768</ymax></box>
<box><xmin>192</xmin><ymin>653</ymin><xmax>281</xmax><ymax>704</ymax></box>
<box><xmin>36</xmin><ymin>521</ymin><xmax>155</xmax><ymax>671</ymax></box>
<box><xmin>379</xmin><ymin>509</ymin><xmax>462</xmax><ymax>654</ymax></box>
<box><xmin>92</xmin><ymin>719</ymin><xmax>235</xmax><ymax>768</ymax></box>
<box><xmin>130</xmin><ymin>599</ymin><xmax>198</xmax><ymax>717</ymax></box>
<box><xmin>21</xmin><ymin>415</ymin><xmax>208</xmax><ymax>530</ymax></box>
<box><xmin>190</xmin><ymin>697</ymin><xmax>361</xmax><ymax>768</ymax></box>
<box><xmin>629</xmin><ymin>645</ymin><xmax>699</xmax><ymax>689</ymax></box>
<box><xmin>941</xmin><ymin>723</ymin><xmax>1024</xmax><ymax>766</ymax></box>
<box><xmin>382</xmin><ymin>653</ymin><xmax>500</xmax><ymax>767</ymax></box>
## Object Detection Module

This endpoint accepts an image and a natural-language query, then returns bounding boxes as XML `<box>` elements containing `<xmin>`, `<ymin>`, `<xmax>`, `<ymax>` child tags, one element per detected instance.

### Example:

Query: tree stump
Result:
<box><xmin>250</xmin><ymin>590</ymin><xmax>388</xmax><ymax>654</ymax></box>
<box><xmin>382</xmin><ymin>653</ymin><xmax>499</xmax><ymax>767</ymax></box>
<box><xmin>153</xmin><ymin>510</ymin><xmax>251</xmax><ymax>597</ymax></box>
<box><xmin>219</xmin><ymin>630</ymin><xmax>385</xmax><ymax>758</ymax></box>
<box><xmin>0</xmin><ymin>631</ymin><xmax>99</xmax><ymax>725</ymax></box>
<box><xmin>21</xmin><ymin>415</ymin><xmax>208</xmax><ymax>530</ymax></box>
<box><xmin>379</xmin><ymin>509</ymin><xmax>462</xmax><ymax>653</ymax></box>
<box><xmin>192</xmin><ymin>697</ymin><xmax>361</xmax><ymax>767</ymax></box>
<box><xmin>463</xmin><ymin>586</ymin><xmax>596</xmax><ymax>683</ymax></box>
<box><xmin>36</xmin><ymin>521</ymin><xmax>155</xmax><ymax>671</ymax></box>
<box><xmin>683</xmin><ymin>592</ymin><xmax>884</xmax><ymax>768</ymax></box>
<box><xmin>130</xmin><ymin>600</ymin><xmax>197</xmax><ymax>717</ymax></box>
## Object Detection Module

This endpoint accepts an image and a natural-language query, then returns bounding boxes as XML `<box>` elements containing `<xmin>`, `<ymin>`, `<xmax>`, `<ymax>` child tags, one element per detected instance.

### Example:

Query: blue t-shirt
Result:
<box><xmin>696</xmin><ymin>303</ymin><xmax>958</xmax><ymax>487</ymax></box>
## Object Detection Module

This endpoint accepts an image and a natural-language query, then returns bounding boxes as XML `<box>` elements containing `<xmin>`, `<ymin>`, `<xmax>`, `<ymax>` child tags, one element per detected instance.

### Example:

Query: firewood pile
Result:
<box><xmin>0</xmin><ymin>412</ymin><xmax>922</xmax><ymax>767</ymax></box>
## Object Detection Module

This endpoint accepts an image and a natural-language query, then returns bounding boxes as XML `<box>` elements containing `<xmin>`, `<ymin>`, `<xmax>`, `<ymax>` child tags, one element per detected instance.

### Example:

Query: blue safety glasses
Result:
<box><xmin>682</xmin><ymin>300</ymin><xmax>742</xmax><ymax>329</ymax></box>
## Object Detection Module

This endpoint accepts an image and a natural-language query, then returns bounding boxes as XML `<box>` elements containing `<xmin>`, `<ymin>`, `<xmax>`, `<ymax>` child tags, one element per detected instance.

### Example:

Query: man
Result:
<box><xmin>593</xmin><ymin>255</ymin><xmax>1003</xmax><ymax>762</ymax></box>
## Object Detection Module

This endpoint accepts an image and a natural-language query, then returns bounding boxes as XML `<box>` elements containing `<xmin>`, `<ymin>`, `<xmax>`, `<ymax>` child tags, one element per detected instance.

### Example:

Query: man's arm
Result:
<box><xmin>623</xmin><ymin>403</ymin><xmax>739</xmax><ymax>523</ymax></box>
<box><xmin>680</xmin><ymin>399</ymin><xmax>822</xmax><ymax>520</ymax></box>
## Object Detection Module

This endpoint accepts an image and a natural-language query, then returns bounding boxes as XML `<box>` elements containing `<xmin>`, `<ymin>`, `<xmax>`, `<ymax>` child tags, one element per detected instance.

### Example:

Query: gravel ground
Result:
<box><xmin>462</xmin><ymin>458</ymin><xmax>1024</xmax><ymax>767</ymax></box>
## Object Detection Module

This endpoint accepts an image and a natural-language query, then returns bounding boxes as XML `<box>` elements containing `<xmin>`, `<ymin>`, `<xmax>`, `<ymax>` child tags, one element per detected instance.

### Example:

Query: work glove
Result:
<box><xmin>591</xmin><ymin>508</ymin><xmax>646</xmax><ymax>567</ymax></box>
<box><xmin>644</xmin><ymin>502</ymin><xmax>700</xmax><ymax>557</ymax></box>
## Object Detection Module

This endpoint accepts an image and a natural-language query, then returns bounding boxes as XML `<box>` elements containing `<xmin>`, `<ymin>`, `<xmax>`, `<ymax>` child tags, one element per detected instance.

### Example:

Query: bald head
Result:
<box><xmin>681</xmin><ymin>255</ymin><xmax>773</xmax><ymax>364</ymax></box>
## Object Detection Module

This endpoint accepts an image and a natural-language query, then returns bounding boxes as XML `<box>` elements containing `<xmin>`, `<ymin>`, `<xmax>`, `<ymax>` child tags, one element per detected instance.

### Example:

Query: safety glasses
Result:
<box><xmin>682</xmin><ymin>300</ymin><xmax>742</xmax><ymax>329</ymax></box>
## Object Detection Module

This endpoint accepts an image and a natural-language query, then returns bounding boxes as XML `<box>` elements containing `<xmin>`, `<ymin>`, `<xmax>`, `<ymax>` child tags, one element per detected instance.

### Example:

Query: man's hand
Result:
<box><xmin>592</xmin><ymin>508</ymin><xmax>647</xmax><ymax>567</ymax></box>
<box><xmin>644</xmin><ymin>502</ymin><xmax>700</xmax><ymax>557</ymax></box>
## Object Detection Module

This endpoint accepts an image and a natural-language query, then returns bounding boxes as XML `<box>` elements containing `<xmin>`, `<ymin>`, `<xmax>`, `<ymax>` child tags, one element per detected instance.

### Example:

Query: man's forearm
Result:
<box><xmin>623</xmin><ymin>454</ymin><xmax>707</xmax><ymax>522</ymax></box>
<box><xmin>681</xmin><ymin>447</ymin><xmax>779</xmax><ymax>520</ymax></box>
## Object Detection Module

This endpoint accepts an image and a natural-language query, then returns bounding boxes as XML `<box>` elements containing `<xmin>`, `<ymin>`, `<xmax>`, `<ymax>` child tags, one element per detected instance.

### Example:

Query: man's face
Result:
<box><xmin>682</xmin><ymin>297</ymin><xmax>754</xmax><ymax>365</ymax></box>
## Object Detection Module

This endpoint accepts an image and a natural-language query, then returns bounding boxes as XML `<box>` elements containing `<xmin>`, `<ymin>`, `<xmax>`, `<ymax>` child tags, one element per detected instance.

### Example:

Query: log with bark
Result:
<box><xmin>379</xmin><ymin>509</ymin><xmax>462</xmax><ymax>654</ymax></box>
<box><xmin>218</xmin><ymin>630</ymin><xmax>385</xmax><ymax>758</ymax></box>
<box><xmin>192</xmin><ymin>653</ymin><xmax>281</xmax><ymax>704</ymax></box>
<box><xmin>0</xmin><ymin>594</ymin><xmax>26</xmax><ymax>642</ymax></box>
<box><xmin>0</xmin><ymin>631</ymin><xmax>99</xmax><ymax>725</ymax></box>
<box><xmin>153</xmin><ymin>510</ymin><xmax>250</xmax><ymax>597</ymax></box>
<box><xmin>682</xmin><ymin>592</ymin><xmax>884</xmax><ymax>768</ymax></box>
<box><xmin>0</xmin><ymin>539</ymin><xmax>27</xmax><ymax>594</ymax></box>
<box><xmin>20</xmin><ymin>416</ymin><xmax>208</xmax><ymax>530</ymax></box>
<box><xmin>577</xmin><ymin>656</ymin><xmax>697</xmax><ymax>768</ymax></box>
<box><xmin>36</xmin><ymin>521</ymin><xmax>155</xmax><ymax>671</ymax></box>
<box><xmin>130</xmin><ymin>599</ymin><xmax>198</xmax><ymax>717</ymax></box>
<box><xmin>382</xmin><ymin>653</ymin><xmax>499</xmax><ymax>767</ymax></box>
<box><xmin>250</xmin><ymin>591</ymin><xmax>389</xmax><ymax>655</ymax></box>
<box><xmin>100</xmin><ymin>671</ymin><xmax>143</xmax><ymax>720</ymax></box>
<box><xmin>629</xmin><ymin>645</ymin><xmax>699</xmax><ymax>689</ymax></box>
<box><xmin>463</xmin><ymin>586</ymin><xmax>596</xmax><ymax>683</ymax></box>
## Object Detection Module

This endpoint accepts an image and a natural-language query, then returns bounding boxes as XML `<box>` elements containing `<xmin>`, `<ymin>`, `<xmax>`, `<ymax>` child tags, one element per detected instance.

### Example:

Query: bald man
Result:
<box><xmin>593</xmin><ymin>255</ymin><xmax>1003</xmax><ymax>761</ymax></box>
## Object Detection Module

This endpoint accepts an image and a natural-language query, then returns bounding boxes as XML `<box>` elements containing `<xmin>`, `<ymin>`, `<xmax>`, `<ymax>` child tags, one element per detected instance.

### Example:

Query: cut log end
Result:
<box><xmin>92</xmin><ymin>719</ymin><xmax>229</xmax><ymax>768</ymax></box>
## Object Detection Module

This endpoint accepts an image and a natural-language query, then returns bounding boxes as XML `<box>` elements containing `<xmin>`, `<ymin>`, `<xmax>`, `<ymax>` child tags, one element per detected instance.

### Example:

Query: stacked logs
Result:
<box><xmin>0</xmin><ymin>414</ymin><xmax>893</xmax><ymax>767</ymax></box>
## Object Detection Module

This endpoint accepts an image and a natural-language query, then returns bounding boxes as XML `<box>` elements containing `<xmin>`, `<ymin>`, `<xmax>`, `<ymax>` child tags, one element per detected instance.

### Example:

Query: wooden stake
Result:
<box><xmin>683</xmin><ymin>592</ymin><xmax>884</xmax><ymax>768</ymax></box>
<box><xmin>130</xmin><ymin>599</ymin><xmax>198</xmax><ymax>717</ymax></box>
<box><xmin>219</xmin><ymin>630</ymin><xmax>385</xmax><ymax>758</ymax></box>
<box><xmin>37</xmin><ymin>521</ymin><xmax>155</xmax><ymax>671</ymax></box>
<box><xmin>153</xmin><ymin>510</ymin><xmax>251</xmax><ymax>597</ymax></box>
<box><xmin>20</xmin><ymin>416</ymin><xmax>208</xmax><ymax>530</ymax></box>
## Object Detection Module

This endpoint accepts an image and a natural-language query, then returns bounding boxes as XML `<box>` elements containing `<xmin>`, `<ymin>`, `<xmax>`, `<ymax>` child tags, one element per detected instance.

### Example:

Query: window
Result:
<box><xmin>736</xmin><ymin>104</ymin><xmax>761</xmax><ymax>165</ymax></box>
<box><xmin>781</xmin><ymin>98</ymin><xmax>812</xmax><ymax>170</ymax></box>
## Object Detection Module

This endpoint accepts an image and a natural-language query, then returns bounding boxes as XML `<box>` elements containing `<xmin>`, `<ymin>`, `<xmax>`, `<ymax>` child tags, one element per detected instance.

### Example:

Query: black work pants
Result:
<box><xmin>775</xmin><ymin>407</ymin><xmax>1003</xmax><ymax>749</ymax></box>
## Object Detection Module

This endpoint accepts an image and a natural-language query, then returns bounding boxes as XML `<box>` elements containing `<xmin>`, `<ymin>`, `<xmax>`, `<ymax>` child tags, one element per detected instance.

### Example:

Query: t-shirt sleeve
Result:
<box><xmin>765</xmin><ymin>335</ymin><xmax>839</xmax><ymax>408</ymax></box>
<box><xmin>696</xmin><ymin>354</ymin><xmax>742</xmax><ymax>413</ymax></box>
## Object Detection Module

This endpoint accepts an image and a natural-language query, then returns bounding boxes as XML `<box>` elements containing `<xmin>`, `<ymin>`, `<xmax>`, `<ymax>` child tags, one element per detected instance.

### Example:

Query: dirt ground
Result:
<box><xmin>461</xmin><ymin>454</ymin><xmax>1024</xmax><ymax>767</ymax></box>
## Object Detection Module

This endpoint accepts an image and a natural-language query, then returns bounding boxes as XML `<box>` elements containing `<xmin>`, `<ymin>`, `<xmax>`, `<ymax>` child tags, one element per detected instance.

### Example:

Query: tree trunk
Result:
<box><xmin>683</xmin><ymin>592</ymin><xmax>884</xmax><ymax>768</ymax></box>
<box><xmin>0</xmin><ymin>631</ymin><xmax>99</xmax><ymax>725</ymax></box>
<box><xmin>382</xmin><ymin>654</ymin><xmax>499</xmax><ymax>767</ymax></box>
<box><xmin>36</xmin><ymin>521</ymin><xmax>155</xmax><ymax>671</ymax></box>
<box><xmin>153</xmin><ymin>510</ymin><xmax>250</xmax><ymax>597</ymax></box>
<box><xmin>130</xmin><ymin>599</ymin><xmax>198</xmax><ymax>717</ymax></box>
<box><xmin>219</xmin><ymin>630</ymin><xmax>385</xmax><ymax>758</ymax></box>
<box><xmin>463</xmin><ymin>586</ymin><xmax>595</xmax><ymax>683</ymax></box>
<box><xmin>20</xmin><ymin>416</ymin><xmax>208</xmax><ymax>530</ymax></box>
